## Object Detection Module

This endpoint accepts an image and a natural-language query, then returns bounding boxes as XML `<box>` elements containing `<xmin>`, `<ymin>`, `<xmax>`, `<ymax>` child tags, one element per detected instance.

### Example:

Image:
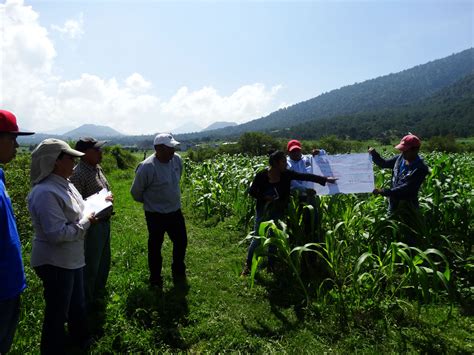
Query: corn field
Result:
<box><xmin>4</xmin><ymin>151</ymin><xmax>473</xmax><ymax>328</ymax></box>
<box><xmin>182</xmin><ymin>152</ymin><xmax>473</xmax><ymax>318</ymax></box>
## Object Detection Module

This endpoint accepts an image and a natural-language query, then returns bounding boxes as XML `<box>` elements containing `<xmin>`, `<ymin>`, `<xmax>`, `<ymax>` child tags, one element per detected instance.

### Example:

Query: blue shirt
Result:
<box><xmin>0</xmin><ymin>168</ymin><xmax>26</xmax><ymax>300</ymax></box>
<box><xmin>371</xmin><ymin>152</ymin><xmax>429</xmax><ymax>212</ymax></box>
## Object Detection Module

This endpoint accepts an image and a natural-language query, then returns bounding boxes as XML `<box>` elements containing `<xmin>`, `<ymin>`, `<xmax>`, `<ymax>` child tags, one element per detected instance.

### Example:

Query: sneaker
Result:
<box><xmin>240</xmin><ymin>264</ymin><xmax>251</xmax><ymax>277</ymax></box>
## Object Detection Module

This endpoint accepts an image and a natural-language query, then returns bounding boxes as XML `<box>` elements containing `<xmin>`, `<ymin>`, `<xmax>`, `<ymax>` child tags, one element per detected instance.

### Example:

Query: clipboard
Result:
<box><xmin>83</xmin><ymin>188</ymin><xmax>113</xmax><ymax>219</ymax></box>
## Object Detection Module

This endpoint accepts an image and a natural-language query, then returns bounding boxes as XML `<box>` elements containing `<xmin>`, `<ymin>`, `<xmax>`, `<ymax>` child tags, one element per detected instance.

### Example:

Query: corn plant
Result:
<box><xmin>292</xmin><ymin>224</ymin><xmax>354</xmax><ymax>322</ymax></box>
<box><xmin>353</xmin><ymin>242</ymin><xmax>452</xmax><ymax>307</ymax></box>
<box><xmin>182</xmin><ymin>151</ymin><xmax>472</xmax><ymax>317</ymax></box>
<box><xmin>182</xmin><ymin>154</ymin><xmax>265</xmax><ymax>224</ymax></box>
<box><xmin>247</xmin><ymin>220</ymin><xmax>312</xmax><ymax>306</ymax></box>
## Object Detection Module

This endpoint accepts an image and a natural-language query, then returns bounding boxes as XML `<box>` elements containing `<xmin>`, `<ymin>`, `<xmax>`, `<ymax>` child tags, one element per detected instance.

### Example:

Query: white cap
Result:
<box><xmin>153</xmin><ymin>133</ymin><xmax>180</xmax><ymax>147</ymax></box>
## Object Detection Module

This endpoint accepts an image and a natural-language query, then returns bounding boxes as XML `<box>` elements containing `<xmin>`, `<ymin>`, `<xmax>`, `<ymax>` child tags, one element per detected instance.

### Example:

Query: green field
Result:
<box><xmin>4</xmin><ymin>151</ymin><xmax>474</xmax><ymax>353</ymax></box>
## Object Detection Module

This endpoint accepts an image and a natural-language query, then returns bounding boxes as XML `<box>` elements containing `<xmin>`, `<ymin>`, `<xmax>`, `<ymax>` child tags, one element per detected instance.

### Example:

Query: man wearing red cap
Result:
<box><xmin>0</xmin><ymin>110</ymin><xmax>34</xmax><ymax>353</ymax></box>
<box><xmin>286</xmin><ymin>139</ymin><xmax>326</xmax><ymax>196</ymax></box>
<box><xmin>369</xmin><ymin>134</ymin><xmax>429</xmax><ymax>213</ymax></box>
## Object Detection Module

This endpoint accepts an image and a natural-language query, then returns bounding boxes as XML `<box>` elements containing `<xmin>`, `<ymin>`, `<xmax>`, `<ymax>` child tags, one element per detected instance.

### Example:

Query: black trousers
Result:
<box><xmin>35</xmin><ymin>265</ymin><xmax>89</xmax><ymax>355</ymax></box>
<box><xmin>145</xmin><ymin>209</ymin><xmax>188</xmax><ymax>282</ymax></box>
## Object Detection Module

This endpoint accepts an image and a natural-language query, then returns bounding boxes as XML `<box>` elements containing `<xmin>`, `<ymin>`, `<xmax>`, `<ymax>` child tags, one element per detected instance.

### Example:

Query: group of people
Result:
<box><xmin>0</xmin><ymin>108</ymin><xmax>428</xmax><ymax>354</ymax></box>
<box><xmin>0</xmin><ymin>109</ymin><xmax>190</xmax><ymax>354</ymax></box>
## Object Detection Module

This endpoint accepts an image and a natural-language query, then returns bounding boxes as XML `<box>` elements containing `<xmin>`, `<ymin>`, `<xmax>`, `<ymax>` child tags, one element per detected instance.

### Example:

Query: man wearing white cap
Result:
<box><xmin>131</xmin><ymin>133</ymin><xmax>187</xmax><ymax>288</ymax></box>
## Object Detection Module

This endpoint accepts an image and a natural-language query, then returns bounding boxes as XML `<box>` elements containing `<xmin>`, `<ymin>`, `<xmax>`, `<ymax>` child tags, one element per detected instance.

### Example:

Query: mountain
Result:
<box><xmin>17</xmin><ymin>133</ymin><xmax>63</xmax><ymax>145</ymax></box>
<box><xmin>41</xmin><ymin>126</ymin><xmax>75</xmax><ymax>135</ymax></box>
<box><xmin>62</xmin><ymin>124</ymin><xmax>124</xmax><ymax>139</ymax></box>
<box><xmin>202</xmin><ymin>121</ymin><xmax>238</xmax><ymax>131</ymax></box>
<box><xmin>282</xmin><ymin>73</ymin><xmax>474</xmax><ymax>140</ymax></box>
<box><xmin>172</xmin><ymin>121</ymin><xmax>203</xmax><ymax>134</ymax></box>
<box><xmin>177</xmin><ymin>48</ymin><xmax>474</xmax><ymax>140</ymax></box>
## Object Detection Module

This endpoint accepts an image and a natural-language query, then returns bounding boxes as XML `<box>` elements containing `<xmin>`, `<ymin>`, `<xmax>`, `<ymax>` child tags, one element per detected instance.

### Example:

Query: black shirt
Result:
<box><xmin>249</xmin><ymin>168</ymin><xmax>327</xmax><ymax>218</ymax></box>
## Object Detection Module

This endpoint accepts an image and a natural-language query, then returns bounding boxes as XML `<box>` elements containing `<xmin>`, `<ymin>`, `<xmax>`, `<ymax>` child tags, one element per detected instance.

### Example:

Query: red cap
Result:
<box><xmin>395</xmin><ymin>134</ymin><xmax>421</xmax><ymax>151</ymax></box>
<box><xmin>287</xmin><ymin>139</ymin><xmax>302</xmax><ymax>152</ymax></box>
<box><xmin>0</xmin><ymin>110</ymin><xmax>34</xmax><ymax>135</ymax></box>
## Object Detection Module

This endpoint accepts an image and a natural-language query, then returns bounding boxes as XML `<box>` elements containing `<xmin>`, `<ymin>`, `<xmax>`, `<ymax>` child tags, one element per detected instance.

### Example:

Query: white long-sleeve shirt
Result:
<box><xmin>28</xmin><ymin>174</ymin><xmax>90</xmax><ymax>269</ymax></box>
<box><xmin>130</xmin><ymin>154</ymin><xmax>183</xmax><ymax>213</ymax></box>
<box><xmin>287</xmin><ymin>150</ymin><xmax>327</xmax><ymax>192</ymax></box>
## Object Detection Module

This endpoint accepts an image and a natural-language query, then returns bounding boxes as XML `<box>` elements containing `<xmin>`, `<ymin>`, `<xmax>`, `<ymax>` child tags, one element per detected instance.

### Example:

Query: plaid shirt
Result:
<box><xmin>70</xmin><ymin>160</ymin><xmax>110</xmax><ymax>199</ymax></box>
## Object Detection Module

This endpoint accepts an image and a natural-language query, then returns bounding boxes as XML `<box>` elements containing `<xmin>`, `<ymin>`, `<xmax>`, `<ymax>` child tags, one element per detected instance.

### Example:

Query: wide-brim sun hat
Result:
<box><xmin>30</xmin><ymin>138</ymin><xmax>84</xmax><ymax>185</ymax></box>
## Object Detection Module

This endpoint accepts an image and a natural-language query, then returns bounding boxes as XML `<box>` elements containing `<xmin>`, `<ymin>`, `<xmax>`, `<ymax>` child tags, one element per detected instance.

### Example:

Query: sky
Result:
<box><xmin>0</xmin><ymin>0</ymin><xmax>472</xmax><ymax>135</ymax></box>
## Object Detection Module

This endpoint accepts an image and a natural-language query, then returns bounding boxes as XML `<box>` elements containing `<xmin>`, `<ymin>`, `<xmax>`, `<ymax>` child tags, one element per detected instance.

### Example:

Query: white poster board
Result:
<box><xmin>311</xmin><ymin>153</ymin><xmax>375</xmax><ymax>195</ymax></box>
<box><xmin>83</xmin><ymin>188</ymin><xmax>113</xmax><ymax>218</ymax></box>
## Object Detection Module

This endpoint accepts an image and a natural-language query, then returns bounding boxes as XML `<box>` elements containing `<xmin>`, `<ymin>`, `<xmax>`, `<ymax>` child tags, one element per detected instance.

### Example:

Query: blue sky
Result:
<box><xmin>1</xmin><ymin>0</ymin><xmax>473</xmax><ymax>134</ymax></box>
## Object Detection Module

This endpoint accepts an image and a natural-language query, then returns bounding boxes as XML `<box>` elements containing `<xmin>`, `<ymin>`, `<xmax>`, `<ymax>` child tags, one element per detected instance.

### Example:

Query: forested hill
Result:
<box><xmin>178</xmin><ymin>48</ymin><xmax>473</xmax><ymax>140</ymax></box>
<box><xmin>281</xmin><ymin>73</ymin><xmax>474</xmax><ymax>140</ymax></box>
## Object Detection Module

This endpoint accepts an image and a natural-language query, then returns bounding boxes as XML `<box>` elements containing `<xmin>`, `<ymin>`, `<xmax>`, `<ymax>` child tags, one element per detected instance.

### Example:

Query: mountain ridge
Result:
<box><xmin>202</xmin><ymin>121</ymin><xmax>238</xmax><ymax>131</ymax></box>
<box><xmin>177</xmin><ymin>48</ymin><xmax>473</xmax><ymax>140</ymax></box>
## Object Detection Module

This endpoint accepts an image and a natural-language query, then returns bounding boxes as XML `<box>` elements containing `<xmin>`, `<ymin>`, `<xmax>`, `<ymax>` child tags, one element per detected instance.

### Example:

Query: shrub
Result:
<box><xmin>238</xmin><ymin>132</ymin><xmax>280</xmax><ymax>156</ymax></box>
<box><xmin>102</xmin><ymin>146</ymin><xmax>138</xmax><ymax>172</ymax></box>
<box><xmin>3</xmin><ymin>154</ymin><xmax>33</xmax><ymax>242</ymax></box>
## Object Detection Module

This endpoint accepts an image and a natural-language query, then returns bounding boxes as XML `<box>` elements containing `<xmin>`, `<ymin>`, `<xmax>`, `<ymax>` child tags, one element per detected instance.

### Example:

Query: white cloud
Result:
<box><xmin>0</xmin><ymin>0</ymin><xmax>283</xmax><ymax>135</ymax></box>
<box><xmin>54</xmin><ymin>74</ymin><xmax>160</xmax><ymax>133</ymax></box>
<box><xmin>51</xmin><ymin>12</ymin><xmax>84</xmax><ymax>40</ymax></box>
<box><xmin>0</xmin><ymin>0</ymin><xmax>58</xmax><ymax>129</ymax></box>
<box><xmin>162</xmin><ymin>84</ymin><xmax>282</xmax><ymax>127</ymax></box>
<box><xmin>125</xmin><ymin>73</ymin><xmax>152</xmax><ymax>92</ymax></box>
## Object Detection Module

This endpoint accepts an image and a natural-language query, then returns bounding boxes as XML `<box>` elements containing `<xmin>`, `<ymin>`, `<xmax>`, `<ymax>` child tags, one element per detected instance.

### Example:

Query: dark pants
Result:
<box><xmin>298</xmin><ymin>194</ymin><xmax>319</xmax><ymax>241</ymax></box>
<box><xmin>145</xmin><ymin>209</ymin><xmax>187</xmax><ymax>283</ymax></box>
<box><xmin>0</xmin><ymin>295</ymin><xmax>20</xmax><ymax>354</ymax></box>
<box><xmin>84</xmin><ymin>220</ymin><xmax>111</xmax><ymax>307</ymax></box>
<box><xmin>35</xmin><ymin>265</ymin><xmax>89</xmax><ymax>355</ymax></box>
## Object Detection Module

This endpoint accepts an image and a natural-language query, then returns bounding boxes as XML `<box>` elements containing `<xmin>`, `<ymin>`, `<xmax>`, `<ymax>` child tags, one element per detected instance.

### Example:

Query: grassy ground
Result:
<box><xmin>11</xmin><ymin>168</ymin><xmax>473</xmax><ymax>353</ymax></box>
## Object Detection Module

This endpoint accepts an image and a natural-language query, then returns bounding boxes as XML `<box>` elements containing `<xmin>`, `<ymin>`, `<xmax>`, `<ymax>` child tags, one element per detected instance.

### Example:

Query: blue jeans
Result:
<box><xmin>35</xmin><ymin>265</ymin><xmax>89</xmax><ymax>355</ymax></box>
<box><xmin>0</xmin><ymin>295</ymin><xmax>20</xmax><ymax>354</ymax></box>
<box><xmin>245</xmin><ymin>208</ymin><xmax>281</xmax><ymax>267</ymax></box>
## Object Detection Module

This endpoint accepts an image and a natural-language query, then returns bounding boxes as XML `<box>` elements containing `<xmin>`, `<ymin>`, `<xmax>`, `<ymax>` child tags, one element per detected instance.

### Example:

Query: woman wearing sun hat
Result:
<box><xmin>28</xmin><ymin>139</ymin><xmax>97</xmax><ymax>354</ymax></box>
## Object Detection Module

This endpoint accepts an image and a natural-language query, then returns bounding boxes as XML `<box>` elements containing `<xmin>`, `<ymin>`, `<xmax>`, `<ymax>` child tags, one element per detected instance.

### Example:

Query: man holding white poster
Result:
<box><xmin>287</xmin><ymin>139</ymin><xmax>327</xmax><ymax>236</ymax></box>
<box><xmin>311</xmin><ymin>153</ymin><xmax>375</xmax><ymax>195</ymax></box>
<box><xmin>286</xmin><ymin>139</ymin><xmax>327</xmax><ymax>198</ymax></box>
<box><xmin>369</xmin><ymin>134</ymin><xmax>429</xmax><ymax>213</ymax></box>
